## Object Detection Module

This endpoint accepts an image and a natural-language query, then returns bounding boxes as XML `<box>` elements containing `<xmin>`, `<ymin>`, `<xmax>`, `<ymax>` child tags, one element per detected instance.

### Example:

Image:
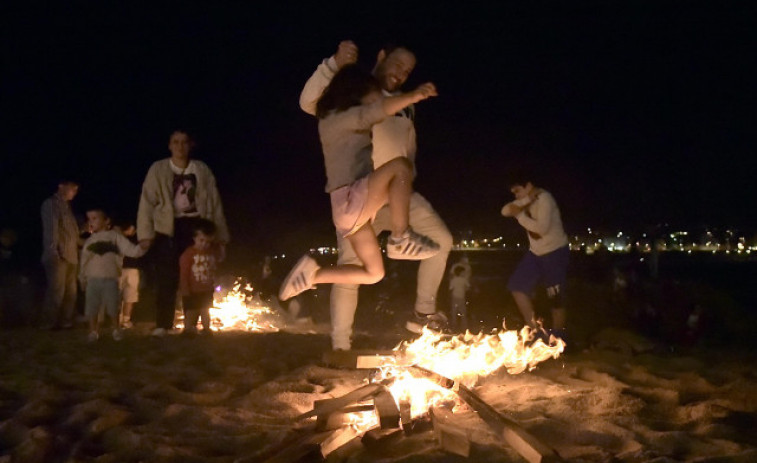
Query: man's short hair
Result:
<box><xmin>85</xmin><ymin>207</ymin><xmax>109</xmax><ymax>219</ymax></box>
<box><xmin>506</xmin><ymin>166</ymin><xmax>539</xmax><ymax>189</ymax></box>
<box><xmin>381</xmin><ymin>42</ymin><xmax>415</xmax><ymax>57</ymax></box>
<box><xmin>57</xmin><ymin>178</ymin><xmax>79</xmax><ymax>187</ymax></box>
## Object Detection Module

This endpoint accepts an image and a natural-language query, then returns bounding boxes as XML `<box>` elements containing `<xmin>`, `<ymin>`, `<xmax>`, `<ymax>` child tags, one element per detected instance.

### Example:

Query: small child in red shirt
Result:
<box><xmin>179</xmin><ymin>219</ymin><xmax>221</xmax><ymax>335</ymax></box>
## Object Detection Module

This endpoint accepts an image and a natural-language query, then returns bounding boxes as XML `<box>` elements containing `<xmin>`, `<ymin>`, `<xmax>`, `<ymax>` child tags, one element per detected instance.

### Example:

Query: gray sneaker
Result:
<box><xmin>386</xmin><ymin>228</ymin><xmax>440</xmax><ymax>260</ymax></box>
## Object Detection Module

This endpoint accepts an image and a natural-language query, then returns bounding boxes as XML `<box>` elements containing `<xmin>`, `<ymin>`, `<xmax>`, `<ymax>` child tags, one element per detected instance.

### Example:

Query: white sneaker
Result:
<box><xmin>87</xmin><ymin>331</ymin><xmax>99</xmax><ymax>342</ymax></box>
<box><xmin>278</xmin><ymin>254</ymin><xmax>320</xmax><ymax>301</ymax></box>
<box><xmin>112</xmin><ymin>329</ymin><xmax>123</xmax><ymax>341</ymax></box>
<box><xmin>122</xmin><ymin>320</ymin><xmax>133</xmax><ymax>329</ymax></box>
<box><xmin>151</xmin><ymin>327</ymin><xmax>166</xmax><ymax>337</ymax></box>
<box><xmin>386</xmin><ymin>228</ymin><xmax>440</xmax><ymax>260</ymax></box>
<box><xmin>405</xmin><ymin>311</ymin><xmax>449</xmax><ymax>334</ymax></box>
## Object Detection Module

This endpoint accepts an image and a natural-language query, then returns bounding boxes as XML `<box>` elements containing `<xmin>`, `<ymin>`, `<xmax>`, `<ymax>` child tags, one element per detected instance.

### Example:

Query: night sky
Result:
<box><xmin>4</xmin><ymin>1</ymin><xmax>754</xmax><ymax>259</ymax></box>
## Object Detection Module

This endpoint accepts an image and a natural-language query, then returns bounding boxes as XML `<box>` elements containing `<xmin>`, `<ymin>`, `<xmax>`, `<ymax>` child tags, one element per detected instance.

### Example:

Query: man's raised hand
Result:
<box><xmin>334</xmin><ymin>40</ymin><xmax>358</xmax><ymax>69</ymax></box>
<box><xmin>411</xmin><ymin>82</ymin><xmax>438</xmax><ymax>102</ymax></box>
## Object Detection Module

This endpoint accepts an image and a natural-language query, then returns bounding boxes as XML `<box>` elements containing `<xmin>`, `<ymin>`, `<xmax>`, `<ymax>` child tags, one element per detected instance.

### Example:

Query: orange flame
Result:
<box><xmin>362</xmin><ymin>325</ymin><xmax>565</xmax><ymax>425</ymax></box>
<box><xmin>177</xmin><ymin>278</ymin><xmax>284</xmax><ymax>332</ymax></box>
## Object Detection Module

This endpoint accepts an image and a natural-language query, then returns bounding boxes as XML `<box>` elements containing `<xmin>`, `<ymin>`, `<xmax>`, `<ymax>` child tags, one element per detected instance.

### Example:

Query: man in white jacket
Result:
<box><xmin>300</xmin><ymin>40</ymin><xmax>453</xmax><ymax>350</ymax></box>
<box><xmin>137</xmin><ymin>130</ymin><xmax>229</xmax><ymax>336</ymax></box>
<box><xmin>501</xmin><ymin>172</ymin><xmax>569</xmax><ymax>339</ymax></box>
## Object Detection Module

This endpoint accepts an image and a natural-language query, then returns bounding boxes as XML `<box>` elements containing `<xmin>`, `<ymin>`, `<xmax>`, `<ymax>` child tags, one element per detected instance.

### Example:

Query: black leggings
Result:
<box><xmin>147</xmin><ymin>217</ymin><xmax>206</xmax><ymax>329</ymax></box>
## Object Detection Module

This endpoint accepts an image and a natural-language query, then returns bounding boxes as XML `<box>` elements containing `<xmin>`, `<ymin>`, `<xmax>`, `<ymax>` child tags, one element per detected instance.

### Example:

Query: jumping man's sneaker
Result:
<box><xmin>279</xmin><ymin>254</ymin><xmax>320</xmax><ymax>301</ymax></box>
<box><xmin>112</xmin><ymin>329</ymin><xmax>123</xmax><ymax>341</ymax></box>
<box><xmin>405</xmin><ymin>311</ymin><xmax>449</xmax><ymax>334</ymax></box>
<box><xmin>386</xmin><ymin>228</ymin><xmax>440</xmax><ymax>260</ymax></box>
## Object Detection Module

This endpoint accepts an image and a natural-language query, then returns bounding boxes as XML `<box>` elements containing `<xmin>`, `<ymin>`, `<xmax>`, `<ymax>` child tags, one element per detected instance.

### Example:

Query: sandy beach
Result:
<box><xmin>2</xmin><ymin>251</ymin><xmax>756</xmax><ymax>462</ymax></box>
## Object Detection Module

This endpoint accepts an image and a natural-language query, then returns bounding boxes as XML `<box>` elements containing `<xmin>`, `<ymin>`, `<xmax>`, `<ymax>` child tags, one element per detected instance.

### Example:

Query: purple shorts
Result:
<box><xmin>507</xmin><ymin>245</ymin><xmax>569</xmax><ymax>306</ymax></box>
<box><xmin>330</xmin><ymin>177</ymin><xmax>370</xmax><ymax>237</ymax></box>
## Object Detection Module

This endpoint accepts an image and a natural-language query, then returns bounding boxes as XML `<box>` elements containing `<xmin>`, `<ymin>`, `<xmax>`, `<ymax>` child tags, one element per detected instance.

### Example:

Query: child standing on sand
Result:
<box><xmin>79</xmin><ymin>209</ymin><xmax>147</xmax><ymax>341</ymax></box>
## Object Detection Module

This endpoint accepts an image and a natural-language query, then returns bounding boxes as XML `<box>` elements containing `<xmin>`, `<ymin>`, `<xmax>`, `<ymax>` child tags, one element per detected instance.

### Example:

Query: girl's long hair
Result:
<box><xmin>316</xmin><ymin>64</ymin><xmax>381</xmax><ymax>119</ymax></box>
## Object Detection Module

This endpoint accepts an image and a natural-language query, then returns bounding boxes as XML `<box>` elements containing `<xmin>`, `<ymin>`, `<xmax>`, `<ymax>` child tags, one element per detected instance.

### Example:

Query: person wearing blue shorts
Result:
<box><xmin>501</xmin><ymin>171</ymin><xmax>569</xmax><ymax>337</ymax></box>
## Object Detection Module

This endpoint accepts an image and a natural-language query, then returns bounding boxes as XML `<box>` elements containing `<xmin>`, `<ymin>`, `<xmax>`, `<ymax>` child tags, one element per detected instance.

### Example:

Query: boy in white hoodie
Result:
<box><xmin>79</xmin><ymin>209</ymin><xmax>148</xmax><ymax>341</ymax></box>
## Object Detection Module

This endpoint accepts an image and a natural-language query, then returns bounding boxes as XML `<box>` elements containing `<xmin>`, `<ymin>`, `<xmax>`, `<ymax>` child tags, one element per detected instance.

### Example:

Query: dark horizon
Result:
<box><xmin>4</xmin><ymin>1</ymin><xmax>754</xmax><ymax>260</ymax></box>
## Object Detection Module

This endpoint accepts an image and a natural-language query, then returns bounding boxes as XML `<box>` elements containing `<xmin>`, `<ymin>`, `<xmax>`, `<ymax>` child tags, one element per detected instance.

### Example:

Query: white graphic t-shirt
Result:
<box><xmin>170</xmin><ymin>160</ymin><xmax>200</xmax><ymax>217</ymax></box>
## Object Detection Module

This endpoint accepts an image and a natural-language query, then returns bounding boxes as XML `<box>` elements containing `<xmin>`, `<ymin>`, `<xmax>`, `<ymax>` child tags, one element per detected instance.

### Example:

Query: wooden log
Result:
<box><xmin>457</xmin><ymin>384</ymin><xmax>564</xmax><ymax>463</ymax></box>
<box><xmin>399</xmin><ymin>398</ymin><xmax>412</xmax><ymax>431</ymax></box>
<box><xmin>405</xmin><ymin>366</ymin><xmax>562</xmax><ymax>463</ymax></box>
<box><xmin>407</xmin><ymin>364</ymin><xmax>456</xmax><ymax>389</ymax></box>
<box><xmin>295</xmin><ymin>378</ymin><xmax>394</xmax><ymax>421</ymax></box>
<box><xmin>322</xmin><ymin>349</ymin><xmax>396</xmax><ymax>369</ymax></box>
<box><xmin>430</xmin><ymin>406</ymin><xmax>471</xmax><ymax>457</ymax></box>
<box><xmin>361</xmin><ymin>427</ymin><xmax>403</xmax><ymax>449</ymax></box>
<box><xmin>314</xmin><ymin>403</ymin><xmax>374</xmax><ymax>431</ymax></box>
<box><xmin>373</xmin><ymin>387</ymin><xmax>400</xmax><ymax>429</ymax></box>
<box><xmin>319</xmin><ymin>426</ymin><xmax>361</xmax><ymax>458</ymax></box>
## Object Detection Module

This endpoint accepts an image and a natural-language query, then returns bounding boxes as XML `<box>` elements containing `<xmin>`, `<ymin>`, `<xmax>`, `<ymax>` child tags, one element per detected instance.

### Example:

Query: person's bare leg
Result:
<box><xmin>313</xmin><ymin>225</ymin><xmax>385</xmax><ymax>285</ymax></box>
<box><xmin>122</xmin><ymin>301</ymin><xmax>134</xmax><ymax>323</ymax></box>
<box><xmin>355</xmin><ymin>157</ymin><xmax>413</xmax><ymax>239</ymax></box>
<box><xmin>511</xmin><ymin>291</ymin><xmax>537</xmax><ymax>328</ymax></box>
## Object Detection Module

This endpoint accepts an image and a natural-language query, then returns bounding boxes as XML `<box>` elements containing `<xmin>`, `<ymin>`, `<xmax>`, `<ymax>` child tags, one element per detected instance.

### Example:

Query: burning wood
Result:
<box><xmin>321</xmin><ymin>349</ymin><xmax>397</xmax><ymax>369</ymax></box>
<box><xmin>273</xmin><ymin>327</ymin><xmax>566</xmax><ymax>461</ymax></box>
<box><xmin>295</xmin><ymin>378</ymin><xmax>395</xmax><ymax>422</ymax></box>
<box><xmin>456</xmin><ymin>384</ymin><xmax>564</xmax><ymax>463</ymax></box>
<box><xmin>361</xmin><ymin>427</ymin><xmax>403</xmax><ymax>449</ymax></box>
<box><xmin>373</xmin><ymin>387</ymin><xmax>400</xmax><ymax>429</ymax></box>
<box><xmin>315</xmin><ymin>403</ymin><xmax>373</xmax><ymax>431</ymax></box>
<box><xmin>430</xmin><ymin>406</ymin><xmax>471</xmax><ymax>457</ymax></box>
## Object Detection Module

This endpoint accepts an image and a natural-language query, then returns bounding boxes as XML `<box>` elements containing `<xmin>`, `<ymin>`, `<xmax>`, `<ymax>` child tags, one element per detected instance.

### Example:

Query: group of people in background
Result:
<box><xmin>37</xmin><ymin>129</ymin><xmax>230</xmax><ymax>341</ymax></box>
<box><xmin>21</xmin><ymin>39</ymin><xmax>569</xmax><ymax>348</ymax></box>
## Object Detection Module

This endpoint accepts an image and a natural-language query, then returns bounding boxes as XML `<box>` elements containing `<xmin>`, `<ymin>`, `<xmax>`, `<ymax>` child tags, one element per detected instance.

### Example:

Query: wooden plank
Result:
<box><xmin>457</xmin><ymin>384</ymin><xmax>564</xmax><ymax>463</ymax></box>
<box><xmin>430</xmin><ymin>406</ymin><xmax>471</xmax><ymax>457</ymax></box>
<box><xmin>295</xmin><ymin>378</ymin><xmax>394</xmax><ymax>421</ymax></box>
<box><xmin>373</xmin><ymin>387</ymin><xmax>400</xmax><ymax>429</ymax></box>
<box><xmin>407</xmin><ymin>364</ymin><xmax>457</xmax><ymax>389</ymax></box>
<box><xmin>315</xmin><ymin>403</ymin><xmax>374</xmax><ymax>431</ymax></box>
<box><xmin>322</xmin><ymin>349</ymin><xmax>396</xmax><ymax>369</ymax></box>
<box><xmin>399</xmin><ymin>398</ymin><xmax>412</xmax><ymax>430</ymax></box>
<box><xmin>405</xmin><ymin>366</ymin><xmax>562</xmax><ymax>463</ymax></box>
<box><xmin>320</xmin><ymin>426</ymin><xmax>361</xmax><ymax>458</ymax></box>
<box><xmin>361</xmin><ymin>427</ymin><xmax>403</xmax><ymax>449</ymax></box>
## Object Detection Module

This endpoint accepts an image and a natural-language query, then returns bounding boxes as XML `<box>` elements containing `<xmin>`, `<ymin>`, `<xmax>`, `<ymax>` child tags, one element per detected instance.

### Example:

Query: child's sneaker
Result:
<box><xmin>386</xmin><ymin>228</ymin><xmax>440</xmax><ymax>260</ymax></box>
<box><xmin>87</xmin><ymin>331</ymin><xmax>99</xmax><ymax>342</ymax></box>
<box><xmin>405</xmin><ymin>311</ymin><xmax>448</xmax><ymax>334</ymax></box>
<box><xmin>279</xmin><ymin>254</ymin><xmax>320</xmax><ymax>301</ymax></box>
<box><xmin>112</xmin><ymin>329</ymin><xmax>123</xmax><ymax>341</ymax></box>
